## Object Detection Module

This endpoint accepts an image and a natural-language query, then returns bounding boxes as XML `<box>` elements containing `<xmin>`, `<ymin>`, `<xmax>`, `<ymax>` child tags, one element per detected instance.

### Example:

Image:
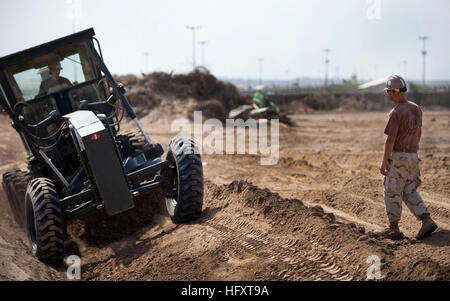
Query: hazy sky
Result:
<box><xmin>1</xmin><ymin>0</ymin><xmax>449</xmax><ymax>82</ymax></box>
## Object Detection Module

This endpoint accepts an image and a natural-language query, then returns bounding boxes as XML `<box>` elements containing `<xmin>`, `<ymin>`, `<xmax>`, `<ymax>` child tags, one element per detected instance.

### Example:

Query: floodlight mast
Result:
<box><xmin>187</xmin><ymin>26</ymin><xmax>201</xmax><ymax>70</ymax></box>
<box><xmin>419</xmin><ymin>36</ymin><xmax>429</xmax><ymax>86</ymax></box>
<box><xmin>143</xmin><ymin>52</ymin><xmax>150</xmax><ymax>74</ymax></box>
<box><xmin>257</xmin><ymin>58</ymin><xmax>264</xmax><ymax>86</ymax></box>
<box><xmin>199</xmin><ymin>41</ymin><xmax>208</xmax><ymax>67</ymax></box>
<box><xmin>323</xmin><ymin>49</ymin><xmax>330</xmax><ymax>87</ymax></box>
<box><xmin>402</xmin><ymin>60</ymin><xmax>407</xmax><ymax>79</ymax></box>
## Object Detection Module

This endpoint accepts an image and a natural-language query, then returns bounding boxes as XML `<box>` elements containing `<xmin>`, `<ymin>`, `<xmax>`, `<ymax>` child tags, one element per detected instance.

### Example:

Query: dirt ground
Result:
<box><xmin>0</xmin><ymin>109</ymin><xmax>449</xmax><ymax>281</ymax></box>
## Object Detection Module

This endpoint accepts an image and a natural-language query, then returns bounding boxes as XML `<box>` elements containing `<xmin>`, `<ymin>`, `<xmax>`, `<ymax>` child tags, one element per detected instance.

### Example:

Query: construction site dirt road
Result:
<box><xmin>0</xmin><ymin>110</ymin><xmax>449</xmax><ymax>281</ymax></box>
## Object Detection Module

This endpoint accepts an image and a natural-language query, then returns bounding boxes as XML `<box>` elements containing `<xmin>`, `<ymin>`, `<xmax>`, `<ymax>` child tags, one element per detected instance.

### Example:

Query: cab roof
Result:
<box><xmin>0</xmin><ymin>28</ymin><xmax>95</xmax><ymax>69</ymax></box>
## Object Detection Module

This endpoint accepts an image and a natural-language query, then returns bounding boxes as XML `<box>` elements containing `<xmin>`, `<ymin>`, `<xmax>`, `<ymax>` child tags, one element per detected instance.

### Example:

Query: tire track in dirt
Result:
<box><xmin>300</xmin><ymin>188</ymin><xmax>450</xmax><ymax>231</ymax></box>
<box><xmin>277</xmin><ymin>185</ymin><xmax>450</xmax><ymax>236</ymax></box>
<box><xmin>203</xmin><ymin>216</ymin><xmax>354</xmax><ymax>281</ymax></box>
<box><xmin>421</xmin><ymin>191</ymin><xmax>450</xmax><ymax>210</ymax></box>
<box><xmin>304</xmin><ymin>201</ymin><xmax>383</xmax><ymax>231</ymax></box>
<box><xmin>251</xmin><ymin>149</ymin><xmax>450</xmax><ymax>234</ymax></box>
<box><xmin>199</xmin><ymin>180</ymin><xmax>390</xmax><ymax>281</ymax></box>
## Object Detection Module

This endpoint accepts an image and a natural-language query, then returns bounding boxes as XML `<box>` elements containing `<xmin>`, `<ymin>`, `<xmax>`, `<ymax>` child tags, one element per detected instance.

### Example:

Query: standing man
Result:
<box><xmin>378</xmin><ymin>75</ymin><xmax>437</xmax><ymax>240</ymax></box>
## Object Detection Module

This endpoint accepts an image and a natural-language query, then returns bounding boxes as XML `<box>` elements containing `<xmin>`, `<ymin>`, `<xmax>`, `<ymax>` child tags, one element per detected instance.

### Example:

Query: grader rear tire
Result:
<box><xmin>2</xmin><ymin>169</ymin><xmax>32</xmax><ymax>228</ymax></box>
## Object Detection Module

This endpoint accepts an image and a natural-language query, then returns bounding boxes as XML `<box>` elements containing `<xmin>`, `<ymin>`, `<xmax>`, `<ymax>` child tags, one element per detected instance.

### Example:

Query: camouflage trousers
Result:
<box><xmin>383</xmin><ymin>152</ymin><xmax>429</xmax><ymax>223</ymax></box>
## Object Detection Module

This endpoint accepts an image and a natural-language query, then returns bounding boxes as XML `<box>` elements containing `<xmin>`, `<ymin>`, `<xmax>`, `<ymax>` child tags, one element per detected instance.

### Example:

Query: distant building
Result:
<box><xmin>343</xmin><ymin>74</ymin><xmax>358</xmax><ymax>87</ymax></box>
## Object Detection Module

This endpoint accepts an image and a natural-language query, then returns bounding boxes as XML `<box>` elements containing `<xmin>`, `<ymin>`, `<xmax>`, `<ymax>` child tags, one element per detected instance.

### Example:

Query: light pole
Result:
<box><xmin>143</xmin><ymin>52</ymin><xmax>150</xmax><ymax>74</ymax></box>
<box><xmin>199</xmin><ymin>41</ymin><xmax>208</xmax><ymax>67</ymax></box>
<box><xmin>419</xmin><ymin>36</ymin><xmax>429</xmax><ymax>86</ymax></box>
<box><xmin>323</xmin><ymin>49</ymin><xmax>330</xmax><ymax>87</ymax></box>
<box><xmin>402</xmin><ymin>60</ymin><xmax>407</xmax><ymax>79</ymax></box>
<box><xmin>257</xmin><ymin>58</ymin><xmax>264</xmax><ymax>86</ymax></box>
<box><xmin>335</xmin><ymin>66</ymin><xmax>340</xmax><ymax>85</ymax></box>
<box><xmin>187</xmin><ymin>26</ymin><xmax>201</xmax><ymax>70</ymax></box>
<box><xmin>66</xmin><ymin>0</ymin><xmax>81</xmax><ymax>81</ymax></box>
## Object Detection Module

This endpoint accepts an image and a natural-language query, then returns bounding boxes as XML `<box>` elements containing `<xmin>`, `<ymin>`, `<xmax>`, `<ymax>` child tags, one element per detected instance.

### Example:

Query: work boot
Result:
<box><xmin>415</xmin><ymin>214</ymin><xmax>438</xmax><ymax>240</ymax></box>
<box><xmin>375</xmin><ymin>221</ymin><xmax>404</xmax><ymax>240</ymax></box>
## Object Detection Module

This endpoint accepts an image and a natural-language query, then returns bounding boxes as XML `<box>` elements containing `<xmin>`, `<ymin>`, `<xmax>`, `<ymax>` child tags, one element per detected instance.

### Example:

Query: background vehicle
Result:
<box><xmin>228</xmin><ymin>91</ymin><xmax>295</xmax><ymax>126</ymax></box>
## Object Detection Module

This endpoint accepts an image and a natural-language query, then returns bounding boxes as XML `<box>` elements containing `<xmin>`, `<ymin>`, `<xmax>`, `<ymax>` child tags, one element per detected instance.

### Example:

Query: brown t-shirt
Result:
<box><xmin>38</xmin><ymin>77</ymin><xmax>72</xmax><ymax>95</ymax></box>
<box><xmin>384</xmin><ymin>101</ymin><xmax>422</xmax><ymax>152</ymax></box>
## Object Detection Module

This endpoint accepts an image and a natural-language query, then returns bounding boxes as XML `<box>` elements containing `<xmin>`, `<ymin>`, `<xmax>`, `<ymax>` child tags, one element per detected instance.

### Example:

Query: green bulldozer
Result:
<box><xmin>228</xmin><ymin>91</ymin><xmax>294</xmax><ymax>127</ymax></box>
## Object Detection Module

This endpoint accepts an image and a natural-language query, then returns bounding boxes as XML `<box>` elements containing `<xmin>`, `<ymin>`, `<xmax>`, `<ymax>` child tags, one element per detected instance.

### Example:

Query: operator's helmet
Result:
<box><xmin>385</xmin><ymin>75</ymin><xmax>407</xmax><ymax>92</ymax></box>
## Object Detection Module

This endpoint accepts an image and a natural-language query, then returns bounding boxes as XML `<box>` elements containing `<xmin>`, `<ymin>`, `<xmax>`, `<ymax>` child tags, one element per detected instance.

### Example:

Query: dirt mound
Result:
<box><xmin>381</xmin><ymin>252</ymin><xmax>450</xmax><ymax>281</ymax></box>
<box><xmin>335</xmin><ymin>95</ymin><xmax>388</xmax><ymax>112</ymax></box>
<box><xmin>279</xmin><ymin>93</ymin><xmax>388</xmax><ymax>113</ymax></box>
<box><xmin>209</xmin><ymin>180</ymin><xmax>338</xmax><ymax>227</ymax></box>
<box><xmin>115</xmin><ymin>69</ymin><xmax>248</xmax><ymax>121</ymax></box>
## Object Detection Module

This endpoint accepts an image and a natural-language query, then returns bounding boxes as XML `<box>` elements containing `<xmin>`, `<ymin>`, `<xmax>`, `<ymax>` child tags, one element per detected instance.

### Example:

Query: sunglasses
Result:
<box><xmin>386</xmin><ymin>89</ymin><xmax>400</xmax><ymax>93</ymax></box>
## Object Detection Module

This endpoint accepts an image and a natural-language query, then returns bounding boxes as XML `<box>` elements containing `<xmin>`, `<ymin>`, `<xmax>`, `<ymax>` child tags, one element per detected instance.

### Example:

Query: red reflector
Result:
<box><xmin>91</xmin><ymin>134</ymin><xmax>101</xmax><ymax>141</ymax></box>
